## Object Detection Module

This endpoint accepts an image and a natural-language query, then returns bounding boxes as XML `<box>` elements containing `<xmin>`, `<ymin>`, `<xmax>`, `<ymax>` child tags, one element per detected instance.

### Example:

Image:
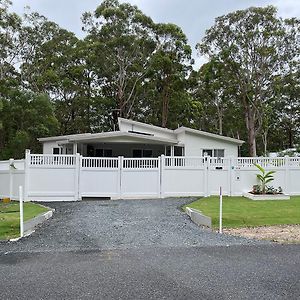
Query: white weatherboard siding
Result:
<box><xmin>43</xmin><ymin>141</ymin><xmax>61</xmax><ymax>154</ymax></box>
<box><xmin>182</xmin><ymin>132</ymin><xmax>238</xmax><ymax>157</ymax></box>
<box><xmin>39</xmin><ymin>118</ymin><xmax>243</xmax><ymax>157</ymax></box>
<box><xmin>118</xmin><ymin>118</ymin><xmax>175</xmax><ymax>141</ymax></box>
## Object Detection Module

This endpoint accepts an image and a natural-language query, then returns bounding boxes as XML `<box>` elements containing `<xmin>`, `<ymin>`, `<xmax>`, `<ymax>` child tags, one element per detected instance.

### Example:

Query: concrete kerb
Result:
<box><xmin>243</xmin><ymin>192</ymin><xmax>290</xmax><ymax>201</ymax></box>
<box><xmin>9</xmin><ymin>205</ymin><xmax>54</xmax><ymax>242</ymax></box>
<box><xmin>24</xmin><ymin>209</ymin><xmax>54</xmax><ymax>236</ymax></box>
<box><xmin>186</xmin><ymin>207</ymin><xmax>212</xmax><ymax>229</ymax></box>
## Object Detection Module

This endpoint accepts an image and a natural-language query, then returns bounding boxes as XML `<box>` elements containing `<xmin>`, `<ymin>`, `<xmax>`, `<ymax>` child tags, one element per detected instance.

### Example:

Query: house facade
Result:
<box><xmin>38</xmin><ymin>118</ymin><xmax>244</xmax><ymax>157</ymax></box>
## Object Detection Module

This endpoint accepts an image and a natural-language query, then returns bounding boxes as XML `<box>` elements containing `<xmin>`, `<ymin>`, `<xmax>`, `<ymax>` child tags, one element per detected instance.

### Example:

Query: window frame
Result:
<box><xmin>202</xmin><ymin>149</ymin><xmax>225</xmax><ymax>157</ymax></box>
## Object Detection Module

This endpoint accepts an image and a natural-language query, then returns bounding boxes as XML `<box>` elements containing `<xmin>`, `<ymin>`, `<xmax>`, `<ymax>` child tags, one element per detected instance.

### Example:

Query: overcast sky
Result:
<box><xmin>11</xmin><ymin>0</ymin><xmax>300</xmax><ymax>68</ymax></box>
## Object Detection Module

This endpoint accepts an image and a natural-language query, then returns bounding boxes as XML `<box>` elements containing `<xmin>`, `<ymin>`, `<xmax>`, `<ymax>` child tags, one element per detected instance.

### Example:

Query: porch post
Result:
<box><xmin>170</xmin><ymin>146</ymin><xmax>174</xmax><ymax>156</ymax></box>
<box><xmin>73</xmin><ymin>143</ymin><xmax>78</xmax><ymax>155</ymax></box>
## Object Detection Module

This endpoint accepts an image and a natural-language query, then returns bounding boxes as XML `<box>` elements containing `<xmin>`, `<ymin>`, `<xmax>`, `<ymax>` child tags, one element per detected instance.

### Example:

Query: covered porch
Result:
<box><xmin>59</xmin><ymin>132</ymin><xmax>184</xmax><ymax>158</ymax></box>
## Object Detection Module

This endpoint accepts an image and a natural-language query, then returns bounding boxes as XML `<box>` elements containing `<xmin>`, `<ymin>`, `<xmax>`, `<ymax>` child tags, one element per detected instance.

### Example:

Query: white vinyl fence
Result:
<box><xmin>1</xmin><ymin>150</ymin><xmax>300</xmax><ymax>201</ymax></box>
<box><xmin>0</xmin><ymin>159</ymin><xmax>26</xmax><ymax>200</ymax></box>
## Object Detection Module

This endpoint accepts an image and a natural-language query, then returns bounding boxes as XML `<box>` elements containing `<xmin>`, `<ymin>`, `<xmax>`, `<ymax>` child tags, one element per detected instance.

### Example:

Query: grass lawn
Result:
<box><xmin>185</xmin><ymin>196</ymin><xmax>300</xmax><ymax>229</ymax></box>
<box><xmin>0</xmin><ymin>201</ymin><xmax>49</xmax><ymax>240</ymax></box>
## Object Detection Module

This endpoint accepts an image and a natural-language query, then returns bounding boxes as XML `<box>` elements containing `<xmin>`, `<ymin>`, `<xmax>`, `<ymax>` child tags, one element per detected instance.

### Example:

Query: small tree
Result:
<box><xmin>254</xmin><ymin>163</ymin><xmax>275</xmax><ymax>194</ymax></box>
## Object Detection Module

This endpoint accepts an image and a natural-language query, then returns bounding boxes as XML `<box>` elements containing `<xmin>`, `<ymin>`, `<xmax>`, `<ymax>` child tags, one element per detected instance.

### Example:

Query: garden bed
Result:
<box><xmin>243</xmin><ymin>192</ymin><xmax>290</xmax><ymax>201</ymax></box>
<box><xmin>223</xmin><ymin>225</ymin><xmax>300</xmax><ymax>244</ymax></box>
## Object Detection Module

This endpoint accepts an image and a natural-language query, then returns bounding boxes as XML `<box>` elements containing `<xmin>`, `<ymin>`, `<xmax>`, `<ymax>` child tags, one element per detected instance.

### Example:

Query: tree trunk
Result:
<box><xmin>245</xmin><ymin>107</ymin><xmax>257</xmax><ymax>157</ymax></box>
<box><xmin>161</xmin><ymin>94</ymin><xmax>169</xmax><ymax>128</ymax></box>
<box><xmin>262</xmin><ymin>131</ymin><xmax>268</xmax><ymax>156</ymax></box>
<box><xmin>216</xmin><ymin>105</ymin><xmax>223</xmax><ymax>135</ymax></box>
<box><xmin>288</xmin><ymin>126</ymin><xmax>293</xmax><ymax>148</ymax></box>
<box><xmin>161</xmin><ymin>78</ymin><xmax>170</xmax><ymax>128</ymax></box>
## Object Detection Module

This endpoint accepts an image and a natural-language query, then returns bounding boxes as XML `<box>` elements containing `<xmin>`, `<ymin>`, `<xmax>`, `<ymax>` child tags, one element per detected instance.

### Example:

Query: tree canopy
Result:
<box><xmin>0</xmin><ymin>1</ymin><xmax>299</xmax><ymax>158</ymax></box>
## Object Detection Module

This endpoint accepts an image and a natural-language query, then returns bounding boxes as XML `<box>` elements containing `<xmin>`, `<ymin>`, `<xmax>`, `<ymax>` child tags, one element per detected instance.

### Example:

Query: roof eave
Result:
<box><xmin>118</xmin><ymin>117</ymin><xmax>175</xmax><ymax>134</ymax></box>
<box><xmin>68</xmin><ymin>131</ymin><xmax>178</xmax><ymax>144</ymax></box>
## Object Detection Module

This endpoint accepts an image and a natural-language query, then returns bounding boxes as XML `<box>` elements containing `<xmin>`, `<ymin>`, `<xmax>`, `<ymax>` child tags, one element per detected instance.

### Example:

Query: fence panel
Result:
<box><xmin>207</xmin><ymin>158</ymin><xmax>231</xmax><ymax>195</ymax></box>
<box><xmin>0</xmin><ymin>170</ymin><xmax>10</xmax><ymax>198</ymax></box>
<box><xmin>163</xmin><ymin>157</ymin><xmax>206</xmax><ymax>197</ymax></box>
<box><xmin>80</xmin><ymin>157</ymin><xmax>120</xmax><ymax>198</ymax></box>
<box><xmin>27</xmin><ymin>154</ymin><xmax>77</xmax><ymax>201</ymax></box>
<box><xmin>0</xmin><ymin>160</ymin><xmax>10</xmax><ymax>170</ymax></box>
<box><xmin>231</xmin><ymin>160</ymin><xmax>287</xmax><ymax>196</ymax></box>
<box><xmin>11</xmin><ymin>170</ymin><xmax>25</xmax><ymax>200</ymax></box>
<box><xmin>121</xmin><ymin>158</ymin><xmax>160</xmax><ymax>198</ymax></box>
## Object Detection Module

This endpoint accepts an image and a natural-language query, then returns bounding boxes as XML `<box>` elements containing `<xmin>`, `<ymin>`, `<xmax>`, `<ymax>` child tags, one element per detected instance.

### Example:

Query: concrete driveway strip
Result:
<box><xmin>1</xmin><ymin>198</ymin><xmax>299</xmax><ymax>299</ymax></box>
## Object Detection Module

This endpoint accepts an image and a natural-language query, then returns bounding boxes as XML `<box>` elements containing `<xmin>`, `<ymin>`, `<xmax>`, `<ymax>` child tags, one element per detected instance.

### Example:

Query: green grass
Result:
<box><xmin>0</xmin><ymin>201</ymin><xmax>49</xmax><ymax>240</ymax></box>
<box><xmin>185</xmin><ymin>196</ymin><xmax>300</xmax><ymax>229</ymax></box>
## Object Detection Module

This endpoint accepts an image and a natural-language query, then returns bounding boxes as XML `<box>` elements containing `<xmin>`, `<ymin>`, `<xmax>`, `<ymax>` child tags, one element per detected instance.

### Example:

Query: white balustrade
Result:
<box><xmin>123</xmin><ymin>158</ymin><xmax>159</xmax><ymax>169</ymax></box>
<box><xmin>165</xmin><ymin>156</ymin><xmax>205</xmax><ymax>168</ymax></box>
<box><xmin>30</xmin><ymin>154</ymin><xmax>76</xmax><ymax>166</ymax></box>
<box><xmin>236</xmin><ymin>157</ymin><xmax>286</xmax><ymax>168</ymax></box>
<box><xmin>82</xmin><ymin>157</ymin><xmax>119</xmax><ymax>169</ymax></box>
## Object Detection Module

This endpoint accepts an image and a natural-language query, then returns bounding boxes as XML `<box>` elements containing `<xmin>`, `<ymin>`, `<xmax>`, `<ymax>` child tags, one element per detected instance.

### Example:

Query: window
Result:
<box><xmin>95</xmin><ymin>149</ymin><xmax>113</xmax><ymax>157</ymax></box>
<box><xmin>202</xmin><ymin>149</ymin><xmax>225</xmax><ymax>157</ymax></box>
<box><xmin>214</xmin><ymin>149</ymin><xmax>224</xmax><ymax>157</ymax></box>
<box><xmin>53</xmin><ymin>147</ymin><xmax>60</xmax><ymax>155</ymax></box>
<box><xmin>165</xmin><ymin>146</ymin><xmax>171</xmax><ymax>156</ymax></box>
<box><xmin>132</xmin><ymin>149</ymin><xmax>152</xmax><ymax>158</ymax></box>
<box><xmin>132</xmin><ymin>149</ymin><xmax>142</xmax><ymax>158</ymax></box>
<box><xmin>87</xmin><ymin>145</ymin><xmax>95</xmax><ymax>157</ymax></box>
<box><xmin>104</xmin><ymin>149</ymin><xmax>113</xmax><ymax>157</ymax></box>
<box><xmin>174</xmin><ymin>146</ymin><xmax>184</xmax><ymax>156</ymax></box>
<box><xmin>203</xmin><ymin>149</ymin><xmax>213</xmax><ymax>157</ymax></box>
<box><xmin>143</xmin><ymin>149</ymin><xmax>152</xmax><ymax>157</ymax></box>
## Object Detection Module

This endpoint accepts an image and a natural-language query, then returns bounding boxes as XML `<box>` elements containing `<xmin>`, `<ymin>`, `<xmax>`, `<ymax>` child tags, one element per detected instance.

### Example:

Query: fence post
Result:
<box><xmin>74</xmin><ymin>153</ymin><xmax>81</xmax><ymax>201</ymax></box>
<box><xmin>24</xmin><ymin>149</ymin><xmax>31</xmax><ymax>202</ymax></box>
<box><xmin>118</xmin><ymin>156</ymin><xmax>123</xmax><ymax>199</ymax></box>
<box><xmin>19</xmin><ymin>186</ymin><xmax>24</xmax><ymax>237</ymax></box>
<box><xmin>219</xmin><ymin>186</ymin><xmax>223</xmax><ymax>234</ymax></box>
<box><xmin>229</xmin><ymin>156</ymin><xmax>234</xmax><ymax>196</ymax></box>
<box><xmin>160</xmin><ymin>155</ymin><xmax>165</xmax><ymax>198</ymax></box>
<box><xmin>19</xmin><ymin>185</ymin><xmax>24</xmax><ymax>237</ymax></box>
<box><xmin>9</xmin><ymin>158</ymin><xmax>14</xmax><ymax>200</ymax></box>
<box><xmin>204</xmin><ymin>155</ymin><xmax>209</xmax><ymax>197</ymax></box>
<box><xmin>284</xmin><ymin>155</ymin><xmax>289</xmax><ymax>194</ymax></box>
<box><xmin>157</xmin><ymin>156</ymin><xmax>161</xmax><ymax>198</ymax></box>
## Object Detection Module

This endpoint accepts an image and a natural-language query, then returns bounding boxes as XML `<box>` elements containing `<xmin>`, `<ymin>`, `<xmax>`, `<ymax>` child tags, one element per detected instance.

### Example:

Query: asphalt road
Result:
<box><xmin>1</xmin><ymin>198</ymin><xmax>300</xmax><ymax>299</ymax></box>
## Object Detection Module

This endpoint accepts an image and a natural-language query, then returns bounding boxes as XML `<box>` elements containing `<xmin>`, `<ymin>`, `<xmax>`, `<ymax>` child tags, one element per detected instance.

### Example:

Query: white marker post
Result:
<box><xmin>19</xmin><ymin>186</ymin><xmax>24</xmax><ymax>237</ymax></box>
<box><xmin>219</xmin><ymin>186</ymin><xmax>223</xmax><ymax>234</ymax></box>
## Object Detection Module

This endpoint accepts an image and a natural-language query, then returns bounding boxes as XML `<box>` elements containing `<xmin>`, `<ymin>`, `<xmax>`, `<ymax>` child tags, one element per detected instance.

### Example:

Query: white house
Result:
<box><xmin>38</xmin><ymin>118</ymin><xmax>244</xmax><ymax>157</ymax></box>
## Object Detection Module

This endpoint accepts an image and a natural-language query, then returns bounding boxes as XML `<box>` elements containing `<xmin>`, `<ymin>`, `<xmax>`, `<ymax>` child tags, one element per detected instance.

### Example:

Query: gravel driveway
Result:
<box><xmin>1</xmin><ymin>198</ymin><xmax>265</xmax><ymax>253</ymax></box>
